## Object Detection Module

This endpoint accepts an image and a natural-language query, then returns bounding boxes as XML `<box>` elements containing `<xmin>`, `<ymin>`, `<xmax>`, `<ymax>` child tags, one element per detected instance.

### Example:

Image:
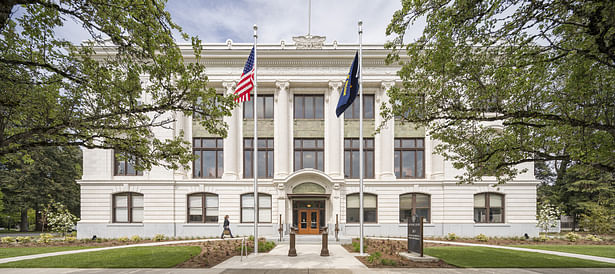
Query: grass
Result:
<box><xmin>510</xmin><ymin>245</ymin><xmax>615</xmax><ymax>259</ymax></box>
<box><xmin>0</xmin><ymin>246</ymin><xmax>201</xmax><ymax>268</ymax></box>
<box><xmin>0</xmin><ymin>246</ymin><xmax>96</xmax><ymax>259</ymax></box>
<box><xmin>424</xmin><ymin>246</ymin><xmax>615</xmax><ymax>268</ymax></box>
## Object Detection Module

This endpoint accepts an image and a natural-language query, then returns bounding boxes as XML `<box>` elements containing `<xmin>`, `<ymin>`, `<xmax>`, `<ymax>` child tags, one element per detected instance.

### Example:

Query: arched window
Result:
<box><xmin>346</xmin><ymin>193</ymin><xmax>377</xmax><ymax>223</ymax></box>
<box><xmin>474</xmin><ymin>193</ymin><xmax>504</xmax><ymax>223</ymax></box>
<box><xmin>399</xmin><ymin>193</ymin><xmax>430</xmax><ymax>223</ymax></box>
<box><xmin>112</xmin><ymin>192</ymin><xmax>143</xmax><ymax>223</ymax></box>
<box><xmin>240</xmin><ymin>193</ymin><xmax>272</xmax><ymax>223</ymax></box>
<box><xmin>187</xmin><ymin>193</ymin><xmax>218</xmax><ymax>223</ymax></box>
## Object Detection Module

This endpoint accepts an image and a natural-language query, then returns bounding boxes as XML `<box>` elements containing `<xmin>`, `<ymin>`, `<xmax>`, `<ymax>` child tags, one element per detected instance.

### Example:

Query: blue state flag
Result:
<box><xmin>336</xmin><ymin>52</ymin><xmax>360</xmax><ymax>117</ymax></box>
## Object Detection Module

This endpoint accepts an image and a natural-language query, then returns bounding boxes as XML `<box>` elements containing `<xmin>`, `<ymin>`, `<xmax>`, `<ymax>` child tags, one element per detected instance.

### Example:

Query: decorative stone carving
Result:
<box><xmin>333</xmin><ymin>40</ymin><xmax>338</xmax><ymax>49</ymax></box>
<box><xmin>292</xmin><ymin>35</ymin><xmax>326</xmax><ymax>49</ymax></box>
<box><xmin>226</xmin><ymin>39</ymin><xmax>233</xmax><ymax>50</ymax></box>
<box><xmin>333</xmin><ymin>183</ymin><xmax>340</xmax><ymax>190</ymax></box>
<box><xmin>280</xmin><ymin>40</ymin><xmax>286</xmax><ymax>49</ymax></box>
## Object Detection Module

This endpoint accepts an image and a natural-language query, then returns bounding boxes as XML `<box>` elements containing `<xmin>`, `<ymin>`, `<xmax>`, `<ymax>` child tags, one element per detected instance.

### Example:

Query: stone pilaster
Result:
<box><xmin>325</xmin><ymin>81</ymin><xmax>344</xmax><ymax>179</ymax></box>
<box><xmin>222</xmin><ymin>81</ymin><xmax>240</xmax><ymax>180</ymax></box>
<box><xmin>376</xmin><ymin>81</ymin><xmax>396</xmax><ymax>180</ymax></box>
<box><xmin>274</xmin><ymin>81</ymin><xmax>291</xmax><ymax>179</ymax></box>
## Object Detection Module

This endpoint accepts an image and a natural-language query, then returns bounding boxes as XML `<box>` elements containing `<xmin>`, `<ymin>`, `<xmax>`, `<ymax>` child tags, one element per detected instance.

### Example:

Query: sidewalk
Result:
<box><xmin>214</xmin><ymin>243</ymin><xmax>366</xmax><ymax>269</ymax></box>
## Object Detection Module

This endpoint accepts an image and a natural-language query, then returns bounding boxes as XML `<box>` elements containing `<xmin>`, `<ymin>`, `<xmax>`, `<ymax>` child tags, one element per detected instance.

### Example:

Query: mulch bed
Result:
<box><xmin>174</xmin><ymin>239</ymin><xmax>275</xmax><ymax>268</ymax></box>
<box><xmin>426</xmin><ymin>237</ymin><xmax>615</xmax><ymax>246</ymax></box>
<box><xmin>343</xmin><ymin>239</ymin><xmax>454</xmax><ymax>268</ymax></box>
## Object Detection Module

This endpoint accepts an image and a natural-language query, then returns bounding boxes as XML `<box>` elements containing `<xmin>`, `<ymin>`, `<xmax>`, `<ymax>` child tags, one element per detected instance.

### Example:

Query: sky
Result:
<box><xmin>52</xmin><ymin>0</ymin><xmax>422</xmax><ymax>45</ymax></box>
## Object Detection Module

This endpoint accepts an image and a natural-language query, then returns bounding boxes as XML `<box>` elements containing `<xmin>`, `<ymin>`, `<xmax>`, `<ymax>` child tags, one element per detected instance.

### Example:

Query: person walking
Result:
<box><xmin>221</xmin><ymin>215</ymin><xmax>233</xmax><ymax>239</ymax></box>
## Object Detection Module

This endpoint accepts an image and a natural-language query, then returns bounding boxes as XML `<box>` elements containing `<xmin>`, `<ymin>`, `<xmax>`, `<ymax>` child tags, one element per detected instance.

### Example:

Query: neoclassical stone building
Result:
<box><xmin>77</xmin><ymin>37</ymin><xmax>539</xmax><ymax>239</ymax></box>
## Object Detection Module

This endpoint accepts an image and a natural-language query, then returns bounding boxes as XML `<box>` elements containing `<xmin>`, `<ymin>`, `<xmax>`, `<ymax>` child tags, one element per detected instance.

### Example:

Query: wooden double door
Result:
<box><xmin>297</xmin><ymin>209</ymin><xmax>319</xmax><ymax>234</ymax></box>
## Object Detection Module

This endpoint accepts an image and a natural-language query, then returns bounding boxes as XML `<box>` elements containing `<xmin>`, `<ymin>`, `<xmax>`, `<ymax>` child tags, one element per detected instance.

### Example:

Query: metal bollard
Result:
<box><xmin>288</xmin><ymin>226</ymin><xmax>297</xmax><ymax>257</ymax></box>
<box><xmin>320</xmin><ymin>226</ymin><xmax>329</xmax><ymax>256</ymax></box>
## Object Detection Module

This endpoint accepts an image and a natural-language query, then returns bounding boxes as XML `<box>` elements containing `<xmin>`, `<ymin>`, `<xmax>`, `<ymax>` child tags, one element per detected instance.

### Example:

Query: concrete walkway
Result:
<box><xmin>369</xmin><ymin>237</ymin><xmax>615</xmax><ymax>264</ymax></box>
<box><xmin>0</xmin><ymin>268</ymin><xmax>615</xmax><ymax>274</ymax></box>
<box><xmin>214</xmin><ymin>243</ymin><xmax>367</xmax><ymax>269</ymax></box>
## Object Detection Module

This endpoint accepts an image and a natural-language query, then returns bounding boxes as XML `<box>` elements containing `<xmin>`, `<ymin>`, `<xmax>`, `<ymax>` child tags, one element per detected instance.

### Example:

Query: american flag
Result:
<box><xmin>235</xmin><ymin>47</ymin><xmax>255</xmax><ymax>102</ymax></box>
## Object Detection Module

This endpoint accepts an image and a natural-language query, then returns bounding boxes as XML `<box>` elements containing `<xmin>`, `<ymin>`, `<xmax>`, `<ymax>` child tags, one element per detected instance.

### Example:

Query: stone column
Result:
<box><xmin>325</xmin><ymin>81</ymin><xmax>344</xmax><ymax>179</ymax></box>
<box><xmin>222</xmin><ymin>81</ymin><xmax>240</xmax><ymax>180</ymax></box>
<box><xmin>376</xmin><ymin>81</ymin><xmax>396</xmax><ymax>180</ymax></box>
<box><xmin>274</xmin><ymin>81</ymin><xmax>291</xmax><ymax>179</ymax></box>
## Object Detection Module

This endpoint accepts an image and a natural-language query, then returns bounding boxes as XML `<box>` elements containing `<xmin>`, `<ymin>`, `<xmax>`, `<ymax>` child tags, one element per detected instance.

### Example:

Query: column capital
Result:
<box><xmin>222</xmin><ymin>81</ymin><xmax>237</xmax><ymax>92</ymax></box>
<box><xmin>328</xmin><ymin>80</ymin><xmax>343</xmax><ymax>91</ymax></box>
<box><xmin>275</xmin><ymin>80</ymin><xmax>290</xmax><ymax>91</ymax></box>
<box><xmin>380</xmin><ymin>80</ymin><xmax>395</xmax><ymax>91</ymax></box>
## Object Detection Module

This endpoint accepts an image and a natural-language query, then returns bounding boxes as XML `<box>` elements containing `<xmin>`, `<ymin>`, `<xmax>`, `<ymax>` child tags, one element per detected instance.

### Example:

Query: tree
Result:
<box><xmin>384</xmin><ymin>0</ymin><xmax>615</xmax><ymax>184</ymax></box>
<box><xmin>0</xmin><ymin>0</ymin><xmax>235</xmax><ymax>170</ymax></box>
<box><xmin>0</xmin><ymin>146</ymin><xmax>81</xmax><ymax>231</ymax></box>
<box><xmin>536</xmin><ymin>202</ymin><xmax>561</xmax><ymax>234</ymax></box>
<box><xmin>44</xmin><ymin>201</ymin><xmax>79</xmax><ymax>236</ymax></box>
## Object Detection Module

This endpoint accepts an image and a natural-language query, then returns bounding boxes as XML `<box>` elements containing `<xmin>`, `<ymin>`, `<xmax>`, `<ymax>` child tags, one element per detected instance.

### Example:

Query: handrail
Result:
<box><xmin>240</xmin><ymin>236</ymin><xmax>247</xmax><ymax>261</ymax></box>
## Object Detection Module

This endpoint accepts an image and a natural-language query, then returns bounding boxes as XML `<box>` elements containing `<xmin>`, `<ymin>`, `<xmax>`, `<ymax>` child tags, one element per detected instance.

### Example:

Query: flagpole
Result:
<box><xmin>253</xmin><ymin>24</ymin><xmax>259</xmax><ymax>255</ymax></box>
<box><xmin>358</xmin><ymin>20</ymin><xmax>364</xmax><ymax>256</ymax></box>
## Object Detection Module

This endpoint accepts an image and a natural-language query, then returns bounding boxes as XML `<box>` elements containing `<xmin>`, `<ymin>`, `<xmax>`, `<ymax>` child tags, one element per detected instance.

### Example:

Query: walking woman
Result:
<box><xmin>221</xmin><ymin>215</ymin><xmax>234</xmax><ymax>238</ymax></box>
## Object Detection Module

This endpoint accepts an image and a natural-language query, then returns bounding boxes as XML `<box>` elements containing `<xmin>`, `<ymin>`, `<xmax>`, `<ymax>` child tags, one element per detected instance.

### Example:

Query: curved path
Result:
<box><xmin>368</xmin><ymin>237</ymin><xmax>615</xmax><ymax>264</ymax></box>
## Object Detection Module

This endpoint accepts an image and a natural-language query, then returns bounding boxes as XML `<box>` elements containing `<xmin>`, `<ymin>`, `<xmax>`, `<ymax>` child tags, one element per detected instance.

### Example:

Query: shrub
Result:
<box><xmin>16</xmin><ymin>236</ymin><xmax>31</xmax><ymax>243</ymax></box>
<box><xmin>446</xmin><ymin>233</ymin><xmax>458</xmax><ymax>241</ymax></box>
<box><xmin>565</xmin><ymin>232</ymin><xmax>580</xmax><ymax>242</ymax></box>
<box><xmin>37</xmin><ymin>233</ymin><xmax>54</xmax><ymax>244</ymax></box>
<box><xmin>130</xmin><ymin>235</ymin><xmax>142</xmax><ymax>242</ymax></box>
<box><xmin>64</xmin><ymin>236</ymin><xmax>76</xmax><ymax>243</ymax></box>
<box><xmin>1</xmin><ymin>236</ymin><xmax>15</xmax><ymax>243</ymax></box>
<box><xmin>367</xmin><ymin>251</ymin><xmax>382</xmax><ymax>264</ymax></box>
<box><xmin>532</xmin><ymin>235</ymin><xmax>548</xmax><ymax>242</ymax></box>
<box><xmin>475</xmin><ymin>234</ymin><xmax>488</xmax><ymax>242</ymax></box>
<box><xmin>258</xmin><ymin>241</ymin><xmax>276</xmax><ymax>252</ymax></box>
<box><xmin>580</xmin><ymin>204</ymin><xmax>614</xmax><ymax>235</ymax></box>
<box><xmin>585</xmin><ymin>234</ymin><xmax>603</xmax><ymax>242</ymax></box>
<box><xmin>381</xmin><ymin>258</ymin><xmax>397</xmax><ymax>266</ymax></box>
<box><xmin>44</xmin><ymin>201</ymin><xmax>79</xmax><ymax>236</ymax></box>
<box><xmin>118</xmin><ymin>237</ymin><xmax>129</xmax><ymax>243</ymax></box>
<box><xmin>153</xmin><ymin>234</ymin><xmax>166</xmax><ymax>242</ymax></box>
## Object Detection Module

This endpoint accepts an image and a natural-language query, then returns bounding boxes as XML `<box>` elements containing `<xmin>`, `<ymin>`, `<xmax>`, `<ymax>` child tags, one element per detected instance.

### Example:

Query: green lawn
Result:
<box><xmin>0</xmin><ymin>246</ymin><xmax>96</xmax><ymax>259</ymax></box>
<box><xmin>425</xmin><ymin>246</ymin><xmax>615</xmax><ymax>268</ymax></box>
<box><xmin>510</xmin><ymin>245</ymin><xmax>615</xmax><ymax>259</ymax></box>
<box><xmin>0</xmin><ymin>246</ymin><xmax>201</xmax><ymax>268</ymax></box>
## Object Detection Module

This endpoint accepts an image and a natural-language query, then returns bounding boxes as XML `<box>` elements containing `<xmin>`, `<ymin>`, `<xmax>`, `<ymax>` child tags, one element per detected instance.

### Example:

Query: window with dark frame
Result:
<box><xmin>243</xmin><ymin>95</ymin><xmax>274</xmax><ymax>119</ymax></box>
<box><xmin>112</xmin><ymin>192</ymin><xmax>143</xmax><ymax>223</ymax></box>
<box><xmin>244</xmin><ymin>138</ymin><xmax>274</xmax><ymax>178</ymax></box>
<box><xmin>187</xmin><ymin>193</ymin><xmax>219</xmax><ymax>223</ymax></box>
<box><xmin>399</xmin><ymin>193</ymin><xmax>430</xmax><ymax>223</ymax></box>
<box><xmin>394</xmin><ymin>138</ymin><xmax>425</xmax><ymax>178</ymax></box>
<box><xmin>474</xmin><ymin>192</ymin><xmax>504</xmax><ymax>223</ymax></box>
<box><xmin>240</xmin><ymin>193</ymin><xmax>272</xmax><ymax>223</ymax></box>
<box><xmin>193</xmin><ymin>138</ymin><xmax>224</xmax><ymax>178</ymax></box>
<box><xmin>344</xmin><ymin>138</ymin><xmax>374</xmax><ymax>179</ymax></box>
<box><xmin>343</xmin><ymin>94</ymin><xmax>374</xmax><ymax>119</ymax></box>
<box><xmin>294</xmin><ymin>94</ymin><xmax>324</xmax><ymax>119</ymax></box>
<box><xmin>346</xmin><ymin>193</ymin><xmax>377</xmax><ymax>223</ymax></box>
<box><xmin>294</xmin><ymin>138</ymin><xmax>324</xmax><ymax>171</ymax></box>
<box><xmin>114</xmin><ymin>151</ymin><xmax>143</xmax><ymax>176</ymax></box>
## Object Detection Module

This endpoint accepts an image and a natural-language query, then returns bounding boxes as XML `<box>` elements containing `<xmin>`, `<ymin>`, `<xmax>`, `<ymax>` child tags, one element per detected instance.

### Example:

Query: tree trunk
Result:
<box><xmin>19</xmin><ymin>208</ymin><xmax>29</xmax><ymax>232</ymax></box>
<box><xmin>35</xmin><ymin>209</ymin><xmax>43</xmax><ymax>231</ymax></box>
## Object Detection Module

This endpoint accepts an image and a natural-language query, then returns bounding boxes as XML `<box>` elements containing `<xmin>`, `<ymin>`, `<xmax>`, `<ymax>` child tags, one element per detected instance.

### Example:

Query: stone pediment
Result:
<box><xmin>292</xmin><ymin>35</ymin><xmax>326</xmax><ymax>49</ymax></box>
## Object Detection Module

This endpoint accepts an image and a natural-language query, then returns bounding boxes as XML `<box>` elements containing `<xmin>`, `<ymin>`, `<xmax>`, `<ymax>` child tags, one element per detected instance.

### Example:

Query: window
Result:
<box><xmin>187</xmin><ymin>193</ymin><xmax>219</xmax><ymax>223</ymax></box>
<box><xmin>244</xmin><ymin>138</ymin><xmax>273</xmax><ymax>178</ymax></box>
<box><xmin>114</xmin><ymin>152</ymin><xmax>143</xmax><ymax>176</ymax></box>
<box><xmin>294</xmin><ymin>95</ymin><xmax>324</xmax><ymax>119</ymax></box>
<box><xmin>344</xmin><ymin>94</ymin><xmax>374</xmax><ymax>119</ymax></box>
<box><xmin>240</xmin><ymin>193</ymin><xmax>272</xmax><ymax>223</ymax></box>
<box><xmin>193</xmin><ymin>138</ymin><xmax>223</xmax><ymax>178</ymax></box>
<box><xmin>294</xmin><ymin>138</ymin><xmax>324</xmax><ymax>171</ymax></box>
<box><xmin>474</xmin><ymin>193</ymin><xmax>504</xmax><ymax>223</ymax></box>
<box><xmin>346</xmin><ymin>193</ymin><xmax>377</xmax><ymax>223</ymax></box>
<box><xmin>344</xmin><ymin>138</ymin><xmax>374</xmax><ymax>178</ymax></box>
<box><xmin>112</xmin><ymin>192</ymin><xmax>143</xmax><ymax>223</ymax></box>
<box><xmin>244</xmin><ymin>95</ymin><xmax>274</xmax><ymax>119</ymax></box>
<box><xmin>394</xmin><ymin>138</ymin><xmax>425</xmax><ymax>178</ymax></box>
<box><xmin>399</xmin><ymin>193</ymin><xmax>430</xmax><ymax>223</ymax></box>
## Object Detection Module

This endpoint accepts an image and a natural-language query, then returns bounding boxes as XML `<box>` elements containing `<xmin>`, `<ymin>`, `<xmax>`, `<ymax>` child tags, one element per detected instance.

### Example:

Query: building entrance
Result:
<box><xmin>298</xmin><ymin>209</ymin><xmax>319</xmax><ymax>234</ymax></box>
<box><xmin>292</xmin><ymin>199</ymin><xmax>325</xmax><ymax>234</ymax></box>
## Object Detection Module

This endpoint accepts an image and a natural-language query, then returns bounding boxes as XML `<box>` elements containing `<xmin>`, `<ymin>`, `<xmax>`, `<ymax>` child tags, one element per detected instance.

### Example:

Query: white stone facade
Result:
<box><xmin>77</xmin><ymin>41</ymin><xmax>539</xmax><ymax>239</ymax></box>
